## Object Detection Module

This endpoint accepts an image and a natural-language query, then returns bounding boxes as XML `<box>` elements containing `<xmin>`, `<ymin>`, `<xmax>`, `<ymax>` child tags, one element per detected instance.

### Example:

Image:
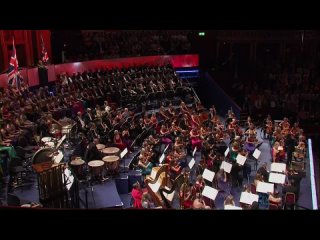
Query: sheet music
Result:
<box><xmin>224</xmin><ymin>205</ymin><xmax>242</xmax><ymax>210</ymax></box>
<box><xmin>253</xmin><ymin>149</ymin><xmax>261</xmax><ymax>159</ymax></box>
<box><xmin>270</xmin><ymin>163</ymin><xmax>286</xmax><ymax>173</ymax></box>
<box><xmin>202</xmin><ymin>168</ymin><xmax>215</xmax><ymax>182</ymax></box>
<box><xmin>192</xmin><ymin>147</ymin><xmax>197</xmax><ymax>157</ymax></box>
<box><xmin>240</xmin><ymin>192</ymin><xmax>259</xmax><ymax>205</ymax></box>
<box><xmin>202</xmin><ymin>186</ymin><xmax>218</xmax><ymax>201</ymax></box>
<box><xmin>268</xmin><ymin>172</ymin><xmax>286</xmax><ymax>184</ymax></box>
<box><xmin>236</xmin><ymin>154</ymin><xmax>246</xmax><ymax>166</ymax></box>
<box><xmin>224</xmin><ymin>147</ymin><xmax>230</xmax><ymax>157</ymax></box>
<box><xmin>159</xmin><ymin>153</ymin><xmax>165</xmax><ymax>163</ymax></box>
<box><xmin>63</xmin><ymin>168</ymin><xmax>74</xmax><ymax>191</ymax></box>
<box><xmin>256</xmin><ymin>182</ymin><xmax>274</xmax><ymax>194</ymax></box>
<box><xmin>188</xmin><ymin>158</ymin><xmax>195</xmax><ymax>169</ymax></box>
<box><xmin>220</xmin><ymin>161</ymin><xmax>232</xmax><ymax>173</ymax></box>
<box><xmin>120</xmin><ymin>148</ymin><xmax>128</xmax><ymax>158</ymax></box>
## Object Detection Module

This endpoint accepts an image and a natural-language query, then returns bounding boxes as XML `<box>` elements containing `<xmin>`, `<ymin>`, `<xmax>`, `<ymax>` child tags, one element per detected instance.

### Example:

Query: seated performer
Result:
<box><xmin>190</xmin><ymin>127</ymin><xmax>202</xmax><ymax>151</ymax></box>
<box><xmin>113</xmin><ymin>130</ymin><xmax>126</xmax><ymax>150</ymax></box>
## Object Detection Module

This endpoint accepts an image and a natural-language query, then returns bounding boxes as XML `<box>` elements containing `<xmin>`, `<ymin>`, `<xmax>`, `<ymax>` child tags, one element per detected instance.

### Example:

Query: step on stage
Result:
<box><xmin>79</xmin><ymin>180</ymin><xmax>123</xmax><ymax>209</ymax></box>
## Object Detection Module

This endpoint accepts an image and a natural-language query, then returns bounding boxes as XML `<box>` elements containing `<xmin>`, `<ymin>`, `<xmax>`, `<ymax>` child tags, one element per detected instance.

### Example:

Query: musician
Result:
<box><xmin>244</xmin><ymin>133</ymin><xmax>257</xmax><ymax>155</ymax></box>
<box><xmin>88</xmin><ymin>123</ymin><xmax>100</xmax><ymax>142</ymax></box>
<box><xmin>85</xmin><ymin>138</ymin><xmax>103</xmax><ymax>162</ymax></box>
<box><xmin>131</xmin><ymin>182</ymin><xmax>143</xmax><ymax>209</ymax></box>
<box><xmin>137</xmin><ymin>149</ymin><xmax>153</xmax><ymax>176</ymax></box>
<box><xmin>167</xmin><ymin>103</ymin><xmax>176</xmax><ymax>118</ymax></box>
<box><xmin>216</xmin><ymin>169</ymin><xmax>231</xmax><ymax>197</ymax></box>
<box><xmin>95</xmin><ymin>105</ymin><xmax>104</xmax><ymax>119</ymax></box>
<box><xmin>160</xmin><ymin>124</ymin><xmax>172</xmax><ymax>146</ymax></box>
<box><xmin>180</xmin><ymin>183</ymin><xmax>193</xmax><ymax>209</ymax></box>
<box><xmin>268</xmin><ymin>190</ymin><xmax>282</xmax><ymax>207</ymax></box>
<box><xmin>257</xmin><ymin>163</ymin><xmax>269</xmax><ymax>182</ymax></box>
<box><xmin>75</xmin><ymin>111</ymin><xmax>87</xmax><ymax>133</ymax></box>
<box><xmin>169</xmin><ymin>158</ymin><xmax>182</xmax><ymax>180</ymax></box>
<box><xmin>192</xmin><ymin>193</ymin><xmax>210</xmax><ymax>209</ymax></box>
<box><xmin>158</xmin><ymin>106</ymin><xmax>169</xmax><ymax>121</ymax></box>
<box><xmin>293</xmin><ymin>141</ymin><xmax>306</xmax><ymax>161</ymax></box>
<box><xmin>193</xmin><ymin>175</ymin><xmax>205</xmax><ymax>196</ymax></box>
<box><xmin>272</xmin><ymin>141</ymin><xmax>285</xmax><ymax>162</ymax></box>
<box><xmin>103</xmin><ymin>101</ymin><xmax>111</xmax><ymax>114</ymax></box>
<box><xmin>191</xmin><ymin>111</ymin><xmax>200</xmax><ymax>128</ymax></box>
<box><xmin>84</xmin><ymin>108</ymin><xmax>95</xmax><ymax>124</ymax></box>
<box><xmin>190</xmin><ymin>127</ymin><xmax>202</xmax><ymax>151</ymax></box>
<box><xmin>180</xmin><ymin>101</ymin><xmax>190</xmax><ymax>115</ymax></box>
<box><xmin>113</xmin><ymin>130</ymin><xmax>126</xmax><ymax>151</ymax></box>
<box><xmin>150</xmin><ymin>112</ymin><xmax>158</xmax><ymax>128</ymax></box>
<box><xmin>224</xmin><ymin>195</ymin><xmax>235</xmax><ymax>207</ymax></box>
<box><xmin>141</xmin><ymin>192</ymin><xmax>156</xmax><ymax>209</ymax></box>
<box><xmin>122</xmin><ymin>127</ymin><xmax>133</xmax><ymax>152</ymax></box>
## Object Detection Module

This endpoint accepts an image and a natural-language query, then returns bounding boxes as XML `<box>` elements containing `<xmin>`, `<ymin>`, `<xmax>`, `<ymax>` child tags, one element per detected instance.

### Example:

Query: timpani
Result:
<box><xmin>96</xmin><ymin>144</ymin><xmax>106</xmax><ymax>151</ymax></box>
<box><xmin>102</xmin><ymin>156</ymin><xmax>120</xmax><ymax>175</ymax></box>
<box><xmin>70</xmin><ymin>158</ymin><xmax>86</xmax><ymax>180</ymax></box>
<box><xmin>88</xmin><ymin>160</ymin><xmax>105</xmax><ymax>180</ymax></box>
<box><xmin>101</xmin><ymin>147</ymin><xmax>120</xmax><ymax>156</ymax></box>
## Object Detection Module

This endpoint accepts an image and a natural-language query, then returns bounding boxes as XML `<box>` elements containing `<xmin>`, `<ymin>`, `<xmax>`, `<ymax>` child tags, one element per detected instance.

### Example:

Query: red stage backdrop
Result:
<box><xmin>0</xmin><ymin>54</ymin><xmax>198</xmax><ymax>88</ymax></box>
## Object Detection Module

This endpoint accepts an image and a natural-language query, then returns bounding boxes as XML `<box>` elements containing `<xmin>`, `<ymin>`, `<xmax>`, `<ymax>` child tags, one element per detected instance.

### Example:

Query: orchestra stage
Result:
<box><xmin>3</xmin><ymin>129</ymin><xmax>313</xmax><ymax>210</ymax></box>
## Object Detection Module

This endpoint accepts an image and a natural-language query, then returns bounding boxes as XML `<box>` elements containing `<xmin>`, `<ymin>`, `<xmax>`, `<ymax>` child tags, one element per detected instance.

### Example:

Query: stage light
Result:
<box><xmin>198</xmin><ymin>32</ymin><xmax>205</xmax><ymax>36</ymax></box>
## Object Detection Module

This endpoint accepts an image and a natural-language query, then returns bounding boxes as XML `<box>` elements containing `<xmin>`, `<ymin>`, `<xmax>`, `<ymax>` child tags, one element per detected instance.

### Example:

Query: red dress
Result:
<box><xmin>131</xmin><ymin>188</ymin><xmax>143</xmax><ymax>208</ymax></box>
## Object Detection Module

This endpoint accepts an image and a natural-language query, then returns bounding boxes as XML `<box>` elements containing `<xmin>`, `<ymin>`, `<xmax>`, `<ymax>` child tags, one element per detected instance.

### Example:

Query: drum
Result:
<box><xmin>102</xmin><ymin>156</ymin><xmax>120</xmax><ymax>175</ymax></box>
<box><xmin>45</xmin><ymin>141</ymin><xmax>55</xmax><ymax>148</ymax></box>
<box><xmin>32</xmin><ymin>147</ymin><xmax>55</xmax><ymax>164</ymax></box>
<box><xmin>101</xmin><ymin>147</ymin><xmax>120</xmax><ymax>156</ymax></box>
<box><xmin>88</xmin><ymin>160</ymin><xmax>104</xmax><ymax>180</ymax></box>
<box><xmin>96</xmin><ymin>144</ymin><xmax>106</xmax><ymax>151</ymax></box>
<box><xmin>70</xmin><ymin>158</ymin><xmax>86</xmax><ymax>180</ymax></box>
<box><xmin>41</xmin><ymin>137</ymin><xmax>52</xmax><ymax>143</ymax></box>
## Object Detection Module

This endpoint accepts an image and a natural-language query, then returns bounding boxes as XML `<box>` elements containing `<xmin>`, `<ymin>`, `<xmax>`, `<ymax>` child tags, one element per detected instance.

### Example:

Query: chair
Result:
<box><xmin>284</xmin><ymin>192</ymin><xmax>296</xmax><ymax>210</ymax></box>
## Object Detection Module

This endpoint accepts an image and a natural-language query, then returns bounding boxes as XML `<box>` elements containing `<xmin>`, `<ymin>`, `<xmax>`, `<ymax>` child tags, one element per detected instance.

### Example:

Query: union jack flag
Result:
<box><xmin>41</xmin><ymin>34</ymin><xmax>49</xmax><ymax>63</ymax></box>
<box><xmin>7</xmin><ymin>38</ymin><xmax>19</xmax><ymax>87</ymax></box>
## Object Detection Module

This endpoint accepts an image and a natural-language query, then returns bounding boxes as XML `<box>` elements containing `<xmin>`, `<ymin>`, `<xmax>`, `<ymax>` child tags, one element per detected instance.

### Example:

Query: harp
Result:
<box><xmin>145</xmin><ymin>164</ymin><xmax>169</xmax><ymax>207</ymax></box>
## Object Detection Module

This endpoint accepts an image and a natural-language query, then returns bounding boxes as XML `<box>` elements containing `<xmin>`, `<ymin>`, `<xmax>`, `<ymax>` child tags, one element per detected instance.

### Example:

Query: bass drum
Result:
<box><xmin>32</xmin><ymin>147</ymin><xmax>55</xmax><ymax>164</ymax></box>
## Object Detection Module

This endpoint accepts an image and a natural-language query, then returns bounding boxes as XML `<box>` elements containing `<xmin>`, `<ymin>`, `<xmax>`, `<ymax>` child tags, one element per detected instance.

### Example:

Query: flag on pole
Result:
<box><xmin>7</xmin><ymin>38</ymin><xmax>19</xmax><ymax>87</ymax></box>
<box><xmin>41</xmin><ymin>34</ymin><xmax>49</xmax><ymax>63</ymax></box>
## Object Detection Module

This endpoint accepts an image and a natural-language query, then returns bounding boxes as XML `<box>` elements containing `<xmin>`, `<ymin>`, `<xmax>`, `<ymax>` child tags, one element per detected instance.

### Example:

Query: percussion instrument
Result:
<box><xmin>45</xmin><ymin>142</ymin><xmax>55</xmax><ymax>148</ymax></box>
<box><xmin>96</xmin><ymin>144</ymin><xmax>106</xmax><ymax>151</ymax></box>
<box><xmin>70</xmin><ymin>158</ymin><xmax>86</xmax><ymax>180</ymax></box>
<box><xmin>88</xmin><ymin>160</ymin><xmax>104</xmax><ymax>180</ymax></box>
<box><xmin>50</xmin><ymin>124</ymin><xmax>61</xmax><ymax>137</ymax></box>
<box><xmin>41</xmin><ymin>137</ymin><xmax>52</xmax><ymax>143</ymax></box>
<box><xmin>32</xmin><ymin>147</ymin><xmax>64</xmax><ymax>166</ymax></box>
<box><xmin>102</xmin><ymin>147</ymin><xmax>120</xmax><ymax>156</ymax></box>
<box><xmin>102</xmin><ymin>156</ymin><xmax>120</xmax><ymax>175</ymax></box>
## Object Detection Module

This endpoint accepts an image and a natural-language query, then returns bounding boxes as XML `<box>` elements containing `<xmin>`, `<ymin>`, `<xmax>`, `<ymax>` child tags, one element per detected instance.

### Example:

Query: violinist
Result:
<box><xmin>190</xmin><ymin>127</ymin><xmax>202</xmax><ymax>151</ymax></box>
<box><xmin>160</xmin><ymin>124</ymin><xmax>172</xmax><ymax>145</ymax></box>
